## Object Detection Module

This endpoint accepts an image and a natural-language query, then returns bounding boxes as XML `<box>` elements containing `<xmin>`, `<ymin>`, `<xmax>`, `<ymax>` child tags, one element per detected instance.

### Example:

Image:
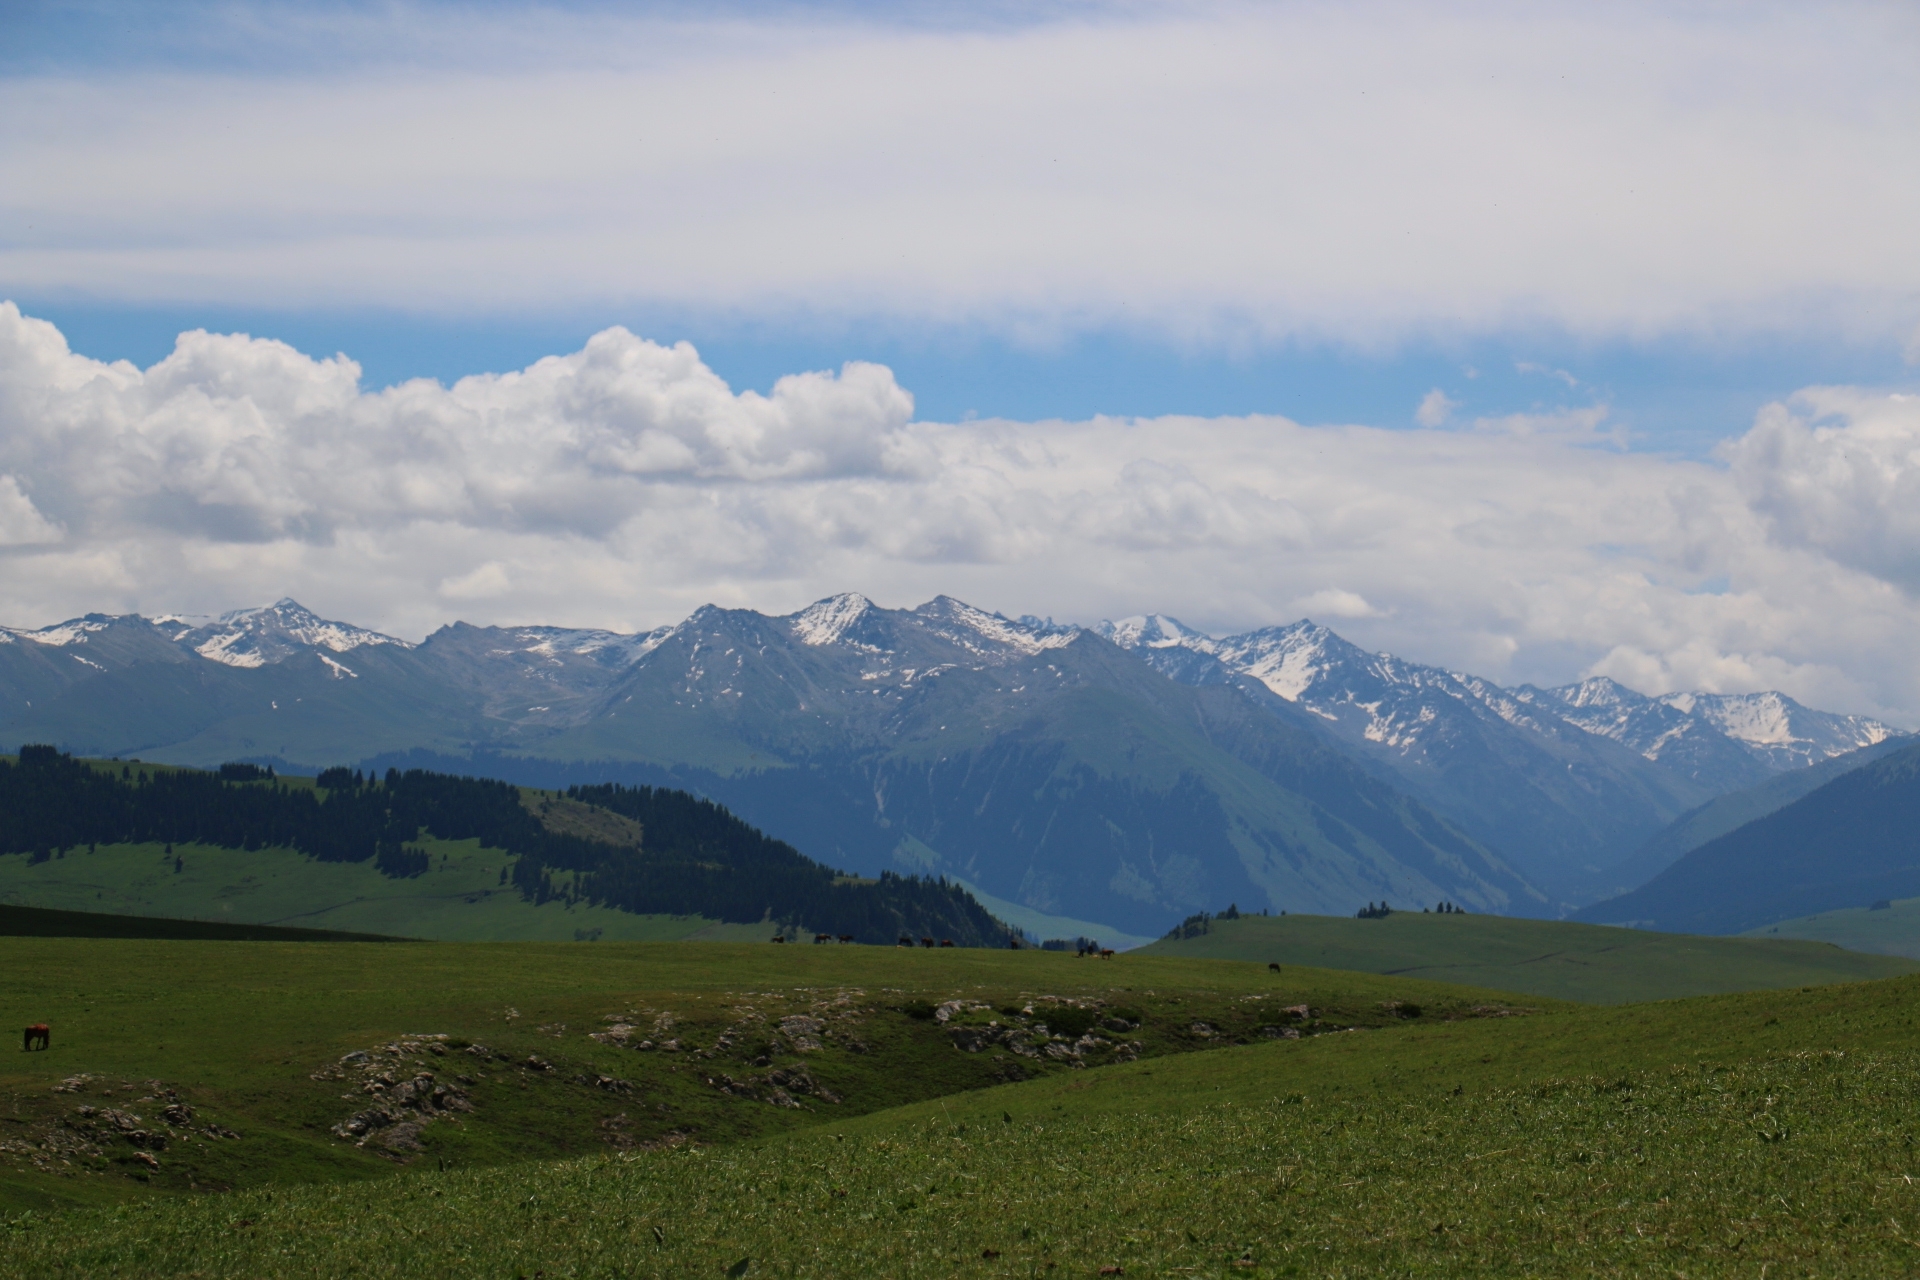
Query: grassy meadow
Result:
<box><xmin>0</xmin><ymin>938</ymin><xmax>1530</xmax><ymax>1211</ymax></box>
<box><xmin>1140</xmin><ymin>908</ymin><xmax>1919</xmax><ymax>1002</ymax></box>
<box><xmin>6</xmin><ymin>937</ymin><xmax>1920</xmax><ymax>1274</ymax></box>
<box><xmin>1747</xmin><ymin>894</ymin><xmax>1920</xmax><ymax>959</ymax></box>
<box><xmin>0</xmin><ymin>840</ymin><xmax>718</xmax><ymax>942</ymax></box>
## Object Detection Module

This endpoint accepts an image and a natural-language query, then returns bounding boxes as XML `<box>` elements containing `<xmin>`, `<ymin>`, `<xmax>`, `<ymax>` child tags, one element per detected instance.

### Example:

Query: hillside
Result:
<box><xmin>0</xmin><ymin>748</ymin><xmax>1004</xmax><ymax>945</ymax></box>
<box><xmin>1579</xmin><ymin>733</ymin><xmax>1917</xmax><ymax>901</ymax></box>
<box><xmin>1574</xmin><ymin>739</ymin><xmax>1920</xmax><ymax>934</ymax></box>
<box><xmin>0</xmin><ymin>901</ymin><xmax>401</xmax><ymax>942</ymax></box>
<box><xmin>0</xmin><ymin>936</ymin><xmax>1542</xmax><ymax>1210</ymax></box>
<box><xmin>1136</xmin><ymin>907</ymin><xmax>1917</xmax><ymax>1003</ymax></box>
<box><xmin>1744</xmin><ymin>894</ymin><xmax>1920</xmax><ymax>959</ymax></box>
<box><xmin>8</xmin><ymin>938</ymin><xmax>1920</xmax><ymax>1273</ymax></box>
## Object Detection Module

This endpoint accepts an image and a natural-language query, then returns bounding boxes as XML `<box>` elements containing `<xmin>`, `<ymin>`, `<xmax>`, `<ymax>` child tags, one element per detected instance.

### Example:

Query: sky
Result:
<box><xmin>3</xmin><ymin>1</ymin><xmax>1920</xmax><ymax>721</ymax></box>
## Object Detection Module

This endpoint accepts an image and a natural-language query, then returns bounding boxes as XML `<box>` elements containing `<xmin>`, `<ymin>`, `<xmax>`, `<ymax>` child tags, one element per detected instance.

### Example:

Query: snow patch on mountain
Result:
<box><xmin>914</xmin><ymin>596</ymin><xmax>1079</xmax><ymax>657</ymax></box>
<box><xmin>5</xmin><ymin>615</ymin><xmax>119</xmax><ymax>647</ymax></box>
<box><xmin>791</xmin><ymin>593</ymin><xmax>877</xmax><ymax>647</ymax></box>
<box><xmin>174</xmin><ymin>599</ymin><xmax>411</xmax><ymax>669</ymax></box>
<box><xmin>508</xmin><ymin>625</ymin><xmax>676</xmax><ymax>666</ymax></box>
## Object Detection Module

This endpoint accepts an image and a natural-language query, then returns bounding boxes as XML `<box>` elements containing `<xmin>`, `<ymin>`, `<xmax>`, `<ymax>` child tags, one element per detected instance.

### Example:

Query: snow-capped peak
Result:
<box><xmin>1097</xmin><ymin>614</ymin><xmax>1210</xmax><ymax>649</ymax></box>
<box><xmin>178</xmin><ymin>598</ymin><xmax>411</xmax><ymax>668</ymax></box>
<box><xmin>913</xmin><ymin>596</ymin><xmax>1080</xmax><ymax>655</ymax></box>
<box><xmin>790</xmin><ymin>593</ymin><xmax>877</xmax><ymax>647</ymax></box>
<box><xmin>3</xmin><ymin>614</ymin><xmax>123</xmax><ymax>647</ymax></box>
<box><xmin>1549</xmin><ymin>676</ymin><xmax>1653</xmax><ymax>711</ymax></box>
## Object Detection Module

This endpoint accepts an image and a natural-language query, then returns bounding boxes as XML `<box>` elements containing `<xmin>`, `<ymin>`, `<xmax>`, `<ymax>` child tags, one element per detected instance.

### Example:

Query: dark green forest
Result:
<box><xmin>0</xmin><ymin>746</ymin><xmax>1007</xmax><ymax>945</ymax></box>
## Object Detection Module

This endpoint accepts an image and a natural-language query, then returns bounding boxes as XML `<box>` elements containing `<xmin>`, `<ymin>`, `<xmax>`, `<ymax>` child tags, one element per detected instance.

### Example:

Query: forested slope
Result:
<box><xmin>0</xmin><ymin>747</ymin><xmax>1004</xmax><ymax>945</ymax></box>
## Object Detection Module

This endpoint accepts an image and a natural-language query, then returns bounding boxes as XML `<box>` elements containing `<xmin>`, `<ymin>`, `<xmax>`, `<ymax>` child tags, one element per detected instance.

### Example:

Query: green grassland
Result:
<box><xmin>0</xmin><ymin>841</ymin><xmax>717</xmax><ymax>942</ymax></box>
<box><xmin>0</xmin><ymin>938</ymin><xmax>1531</xmax><ymax>1214</ymax></box>
<box><xmin>1746</xmin><ymin>894</ymin><xmax>1920</xmax><ymax>959</ymax></box>
<box><xmin>1140</xmin><ymin>908</ymin><xmax>1918</xmax><ymax>1003</ymax></box>
<box><xmin>9</xmin><ymin>941</ymin><xmax>1920</xmax><ymax>1274</ymax></box>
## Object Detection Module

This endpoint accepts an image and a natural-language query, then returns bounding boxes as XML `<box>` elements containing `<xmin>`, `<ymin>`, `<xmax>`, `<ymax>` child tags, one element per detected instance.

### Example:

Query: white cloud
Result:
<box><xmin>0</xmin><ymin>475</ymin><xmax>63</xmax><ymax>546</ymax></box>
<box><xmin>4</xmin><ymin>306</ymin><xmax>1920</xmax><ymax>724</ymax></box>
<box><xmin>1724</xmin><ymin>388</ymin><xmax>1920</xmax><ymax>593</ymax></box>
<box><xmin>2</xmin><ymin>3</ymin><xmax>1917</xmax><ymax>345</ymax></box>
<box><xmin>1294</xmin><ymin>589</ymin><xmax>1388</xmax><ymax>620</ymax></box>
<box><xmin>1414</xmin><ymin>390</ymin><xmax>1455</xmax><ymax>428</ymax></box>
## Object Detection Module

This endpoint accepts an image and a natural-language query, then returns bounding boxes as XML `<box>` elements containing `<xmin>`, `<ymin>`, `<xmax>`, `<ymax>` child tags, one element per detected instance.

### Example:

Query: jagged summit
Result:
<box><xmin>166</xmin><ymin>599</ymin><xmax>411</xmax><ymax>668</ymax></box>
<box><xmin>913</xmin><ymin>596</ymin><xmax>1079</xmax><ymax>656</ymax></box>
<box><xmin>1097</xmin><ymin>614</ymin><xmax>1208</xmax><ymax>649</ymax></box>
<box><xmin>789</xmin><ymin>593</ymin><xmax>878</xmax><ymax>647</ymax></box>
<box><xmin>1536</xmin><ymin>680</ymin><xmax>1893</xmax><ymax>773</ymax></box>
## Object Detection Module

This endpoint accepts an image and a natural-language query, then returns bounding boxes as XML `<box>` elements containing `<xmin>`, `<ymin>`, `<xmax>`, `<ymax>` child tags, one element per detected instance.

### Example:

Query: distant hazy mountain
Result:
<box><xmin>1094</xmin><ymin>615</ymin><xmax>1900</xmax><ymax>901</ymax></box>
<box><xmin>0</xmin><ymin>595</ymin><xmax>1539</xmax><ymax>933</ymax></box>
<box><xmin>1581</xmin><ymin>735</ymin><xmax>1917</xmax><ymax>902</ymax></box>
<box><xmin>1572</xmin><ymin>740</ymin><xmax>1920</xmax><ymax>934</ymax></box>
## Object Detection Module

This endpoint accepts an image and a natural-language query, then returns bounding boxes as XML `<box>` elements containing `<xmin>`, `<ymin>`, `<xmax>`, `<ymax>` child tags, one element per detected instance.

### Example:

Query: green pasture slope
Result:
<box><xmin>1140</xmin><ymin>908</ymin><xmax>1918</xmax><ymax>1003</ymax></box>
<box><xmin>9</xmin><ymin>942</ymin><xmax>1920</xmax><ymax>1276</ymax></box>
<box><xmin>0</xmin><ymin>902</ymin><xmax>397</xmax><ymax>942</ymax></box>
<box><xmin>0</xmin><ymin>938</ymin><xmax>1534</xmax><ymax>1212</ymax></box>
<box><xmin>0</xmin><ymin>839</ymin><xmax>720</xmax><ymax>942</ymax></box>
<box><xmin>1747</xmin><ymin>893</ymin><xmax>1920</xmax><ymax>959</ymax></box>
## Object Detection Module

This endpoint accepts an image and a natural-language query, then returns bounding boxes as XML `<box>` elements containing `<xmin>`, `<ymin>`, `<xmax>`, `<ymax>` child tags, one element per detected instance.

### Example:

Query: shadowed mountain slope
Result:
<box><xmin>1573</xmin><ymin>740</ymin><xmax>1920</xmax><ymax>934</ymax></box>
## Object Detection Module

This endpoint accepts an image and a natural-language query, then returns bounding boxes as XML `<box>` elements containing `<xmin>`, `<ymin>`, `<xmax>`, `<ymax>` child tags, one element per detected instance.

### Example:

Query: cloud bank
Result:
<box><xmin>4</xmin><ymin>303</ymin><xmax>1920</xmax><ymax>723</ymax></box>
<box><xmin>3</xmin><ymin>2</ymin><xmax>1918</xmax><ymax>346</ymax></box>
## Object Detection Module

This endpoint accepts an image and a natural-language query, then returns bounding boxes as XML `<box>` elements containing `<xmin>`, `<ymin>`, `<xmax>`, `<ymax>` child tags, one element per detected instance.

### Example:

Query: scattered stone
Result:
<box><xmin>778</xmin><ymin>1015</ymin><xmax>825</xmax><ymax>1051</ymax></box>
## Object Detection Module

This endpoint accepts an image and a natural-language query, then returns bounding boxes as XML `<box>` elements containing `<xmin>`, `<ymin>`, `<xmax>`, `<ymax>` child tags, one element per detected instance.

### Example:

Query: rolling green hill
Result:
<box><xmin>0</xmin><ymin>937</ymin><xmax>1539</xmax><ymax>1212</ymax></box>
<box><xmin>1136</xmin><ymin>908</ymin><xmax>1918</xmax><ymax>1002</ymax></box>
<box><xmin>1744</xmin><ymin>893</ymin><xmax>1920</xmax><ymax>959</ymax></box>
<box><xmin>8</xmin><ymin>938</ymin><xmax>1920</xmax><ymax>1274</ymax></box>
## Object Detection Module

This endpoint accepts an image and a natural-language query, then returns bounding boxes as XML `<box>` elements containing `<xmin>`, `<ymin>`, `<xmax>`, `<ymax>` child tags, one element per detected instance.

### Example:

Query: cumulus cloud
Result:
<box><xmin>1725</xmin><ymin>389</ymin><xmax>1920</xmax><ymax>593</ymax></box>
<box><xmin>1414</xmin><ymin>390</ymin><xmax>1456</xmax><ymax>428</ymax></box>
<box><xmin>5</xmin><ymin>306</ymin><xmax>1920</xmax><ymax>724</ymax></box>
<box><xmin>2</xmin><ymin>3</ymin><xmax>1917</xmax><ymax>344</ymax></box>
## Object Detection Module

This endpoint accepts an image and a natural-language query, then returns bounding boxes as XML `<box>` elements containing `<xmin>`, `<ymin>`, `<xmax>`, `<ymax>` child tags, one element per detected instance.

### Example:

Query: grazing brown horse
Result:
<box><xmin>920</xmin><ymin>936</ymin><xmax>936</xmax><ymax>948</ymax></box>
<box><xmin>814</xmin><ymin>932</ymin><xmax>832</xmax><ymax>944</ymax></box>
<box><xmin>23</xmin><ymin>1024</ymin><xmax>49</xmax><ymax>1051</ymax></box>
<box><xmin>1098</xmin><ymin>948</ymin><xmax>1115</xmax><ymax>959</ymax></box>
<box><xmin>769</xmin><ymin>935</ymin><xmax>786</xmax><ymax>943</ymax></box>
<box><xmin>1268</xmin><ymin>962</ymin><xmax>1281</xmax><ymax>972</ymax></box>
<box><xmin>939</xmin><ymin>938</ymin><xmax>955</xmax><ymax>948</ymax></box>
<box><xmin>837</xmin><ymin>934</ymin><xmax>854</xmax><ymax>944</ymax></box>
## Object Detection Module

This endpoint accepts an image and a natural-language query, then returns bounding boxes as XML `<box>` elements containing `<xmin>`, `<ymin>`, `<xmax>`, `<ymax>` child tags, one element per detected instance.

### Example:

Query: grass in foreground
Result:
<box><xmin>11</xmin><ymin>975</ymin><xmax>1920</xmax><ymax>1276</ymax></box>
<box><xmin>0</xmin><ymin>938</ymin><xmax>1531</xmax><ymax>1210</ymax></box>
<box><xmin>1141</xmin><ymin>908</ymin><xmax>1918</xmax><ymax>1002</ymax></box>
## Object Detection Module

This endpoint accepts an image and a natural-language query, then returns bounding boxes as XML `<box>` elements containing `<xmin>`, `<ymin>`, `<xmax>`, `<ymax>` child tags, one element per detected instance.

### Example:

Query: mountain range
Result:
<box><xmin>0</xmin><ymin>595</ymin><xmax>1898</xmax><ymax>934</ymax></box>
<box><xmin>1095</xmin><ymin>615</ymin><xmax>1891</xmax><ymax>898</ymax></box>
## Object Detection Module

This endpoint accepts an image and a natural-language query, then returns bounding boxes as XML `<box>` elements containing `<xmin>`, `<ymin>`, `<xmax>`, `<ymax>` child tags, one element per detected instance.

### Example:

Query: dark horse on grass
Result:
<box><xmin>23</xmin><ymin>1024</ymin><xmax>49</xmax><ymax>1051</ymax></box>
